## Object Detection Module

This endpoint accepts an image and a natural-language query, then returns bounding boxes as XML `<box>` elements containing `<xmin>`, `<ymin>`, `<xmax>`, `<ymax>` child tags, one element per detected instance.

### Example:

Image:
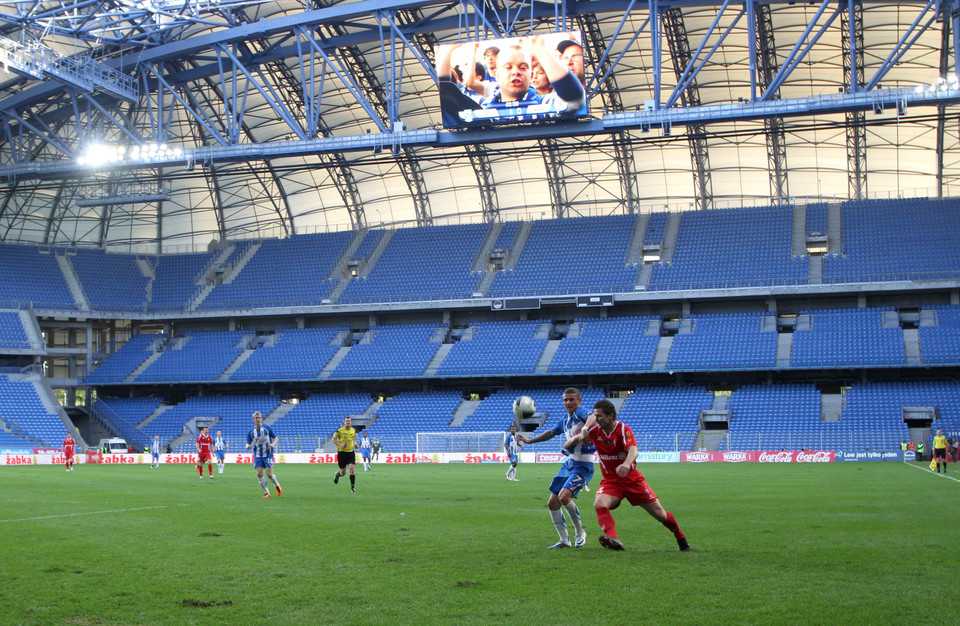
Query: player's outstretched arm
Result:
<box><xmin>518</xmin><ymin>430</ymin><xmax>555</xmax><ymax>445</ymax></box>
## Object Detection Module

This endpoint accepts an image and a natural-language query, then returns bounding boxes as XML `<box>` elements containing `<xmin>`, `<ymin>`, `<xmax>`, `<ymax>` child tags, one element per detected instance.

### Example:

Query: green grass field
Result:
<box><xmin>1</xmin><ymin>461</ymin><xmax>958</xmax><ymax>625</ymax></box>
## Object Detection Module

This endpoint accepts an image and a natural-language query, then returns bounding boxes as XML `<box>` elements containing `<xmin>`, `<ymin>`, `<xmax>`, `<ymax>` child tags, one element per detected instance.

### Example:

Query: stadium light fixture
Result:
<box><xmin>77</xmin><ymin>142</ymin><xmax>185</xmax><ymax>167</ymax></box>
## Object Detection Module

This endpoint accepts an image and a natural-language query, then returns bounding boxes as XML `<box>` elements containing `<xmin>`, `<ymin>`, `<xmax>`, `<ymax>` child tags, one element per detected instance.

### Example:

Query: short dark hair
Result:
<box><xmin>563</xmin><ymin>387</ymin><xmax>581</xmax><ymax>398</ymax></box>
<box><xmin>594</xmin><ymin>399</ymin><xmax>616</xmax><ymax>417</ymax></box>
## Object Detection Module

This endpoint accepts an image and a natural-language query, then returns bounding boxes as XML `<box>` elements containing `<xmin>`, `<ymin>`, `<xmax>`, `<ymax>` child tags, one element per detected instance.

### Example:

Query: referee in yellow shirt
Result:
<box><xmin>933</xmin><ymin>429</ymin><xmax>949</xmax><ymax>474</ymax></box>
<box><xmin>332</xmin><ymin>416</ymin><xmax>358</xmax><ymax>492</ymax></box>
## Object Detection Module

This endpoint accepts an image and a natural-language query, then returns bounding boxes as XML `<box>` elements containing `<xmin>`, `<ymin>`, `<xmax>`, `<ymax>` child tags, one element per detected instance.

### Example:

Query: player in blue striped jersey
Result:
<box><xmin>214</xmin><ymin>430</ymin><xmax>228</xmax><ymax>474</ymax></box>
<box><xmin>517</xmin><ymin>388</ymin><xmax>594</xmax><ymax>549</ymax></box>
<box><xmin>504</xmin><ymin>425</ymin><xmax>521</xmax><ymax>481</ymax></box>
<box><xmin>246</xmin><ymin>411</ymin><xmax>282</xmax><ymax>498</ymax></box>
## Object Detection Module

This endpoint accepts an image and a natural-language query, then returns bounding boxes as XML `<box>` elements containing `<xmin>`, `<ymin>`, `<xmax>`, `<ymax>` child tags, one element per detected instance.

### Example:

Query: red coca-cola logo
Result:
<box><xmin>721</xmin><ymin>452</ymin><xmax>749</xmax><ymax>463</ymax></box>
<box><xmin>686</xmin><ymin>452</ymin><xmax>712</xmax><ymax>463</ymax></box>
<box><xmin>758</xmin><ymin>451</ymin><xmax>795</xmax><ymax>463</ymax></box>
<box><xmin>796</xmin><ymin>451</ymin><xmax>833</xmax><ymax>463</ymax></box>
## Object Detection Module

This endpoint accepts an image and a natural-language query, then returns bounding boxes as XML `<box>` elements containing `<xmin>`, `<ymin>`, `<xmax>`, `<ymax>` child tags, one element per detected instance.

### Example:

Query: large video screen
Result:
<box><xmin>436</xmin><ymin>32</ymin><xmax>589</xmax><ymax>129</ymax></box>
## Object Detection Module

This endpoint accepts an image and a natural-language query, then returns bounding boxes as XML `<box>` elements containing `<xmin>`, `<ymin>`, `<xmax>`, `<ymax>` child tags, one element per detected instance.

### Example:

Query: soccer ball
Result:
<box><xmin>513</xmin><ymin>395</ymin><xmax>536</xmax><ymax>420</ymax></box>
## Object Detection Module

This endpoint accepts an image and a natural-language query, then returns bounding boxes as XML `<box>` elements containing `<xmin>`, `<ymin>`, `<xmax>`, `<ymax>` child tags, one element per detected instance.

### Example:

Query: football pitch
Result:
<box><xmin>1</xmin><ymin>461</ymin><xmax>957</xmax><ymax>625</ymax></box>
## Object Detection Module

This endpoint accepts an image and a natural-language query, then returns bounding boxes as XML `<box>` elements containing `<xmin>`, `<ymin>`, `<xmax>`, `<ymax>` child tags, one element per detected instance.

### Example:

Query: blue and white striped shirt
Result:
<box><xmin>247</xmin><ymin>425</ymin><xmax>277</xmax><ymax>459</ymax></box>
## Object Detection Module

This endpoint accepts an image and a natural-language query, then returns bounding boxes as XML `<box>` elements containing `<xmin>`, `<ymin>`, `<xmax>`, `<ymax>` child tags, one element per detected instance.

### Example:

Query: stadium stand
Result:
<box><xmin>136</xmin><ymin>331</ymin><xmax>246</xmax><ymax>382</ymax></box>
<box><xmin>649</xmin><ymin>205</ymin><xmax>807</xmax><ymax>290</ymax></box>
<box><xmin>727</xmin><ymin>384</ymin><xmax>824</xmax><ymax>451</ymax></box>
<box><xmin>0</xmin><ymin>244</ymin><xmax>77</xmax><ymax>309</ymax></box>
<box><xmin>792</xmin><ymin>307</ymin><xmax>906</xmax><ymax>367</ymax></box>
<box><xmin>230</xmin><ymin>327</ymin><xmax>348</xmax><ymax>380</ymax></box>
<box><xmin>331</xmin><ymin>324</ymin><xmax>442</xmax><ymax>379</ymax></box>
<box><xmin>618</xmin><ymin>386</ymin><xmax>714</xmax><ymax>451</ymax></box>
<box><xmin>918</xmin><ymin>305</ymin><xmax>960</xmax><ymax>365</ymax></box>
<box><xmin>71</xmin><ymin>249</ymin><xmax>149</xmax><ymax>312</ymax></box>
<box><xmin>666</xmin><ymin>313</ymin><xmax>778</xmax><ymax>371</ymax></box>
<box><xmin>149</xmin><ymin>394</ymin><xmax>281</xmax><ymax>452</ymax></box>
<box><xmin>489</xmin><ymin>215</ymin><xmax>639</xmax><ymax>297</ymax></box>
<box><xmin>548</xmin><ymin>316</ymin><xmax>660</xmax><ymax>373</ymax></box>
<box><xmin>339</xmin><ymin>223</ymin><xmax>490</xmax><ymax>303</ymax></box>
<box><xmin>85</xmin><ymin>334</ymin><xmax>161</xmax><ymax>384</ymax></box>
<box><xmin>272</xmin><ymin>393</ymin><xmax>374</xmax><ymax>452</ymax></box>
<box><xmin>824</xmin><ymin>198</ymin><xmax>960</xmax><ymax>283</ymax></box>
<box><xmin>199</xmin><ymin>231</ymin><xmax>354</xmax><ymax>310</ymax></box>
<box><xmin>0</xmin><ymin>311</ymin><xmax>31</xmax><ymax>349</ymax></box>
<box><xmin>437</xmin><ymin>320</ymin><xmax>548</xmax><ymax>376</ymax></box>
<box><xmin>0</xmin><ymin>375</ymin><xmax>68</xmax><ymax>448</ymax></box>
<box><xmin>149</xmin><ymin>252</ymin><xmax>215</xmax><ymax>312</ymax></box>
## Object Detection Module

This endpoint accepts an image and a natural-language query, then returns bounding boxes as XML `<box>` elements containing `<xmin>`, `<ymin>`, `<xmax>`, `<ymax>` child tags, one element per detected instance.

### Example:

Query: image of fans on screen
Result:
<box><xmin>436</xmin><ymin>32</ymin><xmax>588</xmax><ymax>128</ymax></box>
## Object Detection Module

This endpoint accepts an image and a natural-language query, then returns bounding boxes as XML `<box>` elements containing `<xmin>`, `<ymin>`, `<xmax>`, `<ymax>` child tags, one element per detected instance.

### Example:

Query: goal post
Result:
<box><xmin>675</xmin><ymin>431</ymin><xmax>729</xmax><ymax>452</ymax></box>
<box><xmin>416</xmin><ymin>431</ymin><xmax>507</xmax><ymax>455</ymax></box>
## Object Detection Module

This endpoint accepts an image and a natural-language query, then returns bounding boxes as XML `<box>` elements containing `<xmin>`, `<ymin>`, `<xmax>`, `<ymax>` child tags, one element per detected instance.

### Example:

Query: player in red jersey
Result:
<box><xmin>567</xmin><ymin>399</ymin><xmax>689</xmax><ymax>552</ymax></box>
<box><xmin>195</xmin><ymin>426</ymin><xmax>214</xmax><ymax>479</ymax></box>
<box><xmin>62</xmin><ymin>434</ymin><xmax>76</xmax><ymax>471</ymax></box>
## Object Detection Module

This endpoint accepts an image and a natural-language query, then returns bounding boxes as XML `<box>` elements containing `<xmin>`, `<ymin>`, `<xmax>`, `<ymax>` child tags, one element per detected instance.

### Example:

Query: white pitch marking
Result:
<box><xmin>0</xmin><ymin>503</ymin><xmax>189</xmax><ymax>523</ymax></box>
<box><xmin>903</xmin><ymin>461</ymin><xmax>960</xmax><ymax>483</ymax></box>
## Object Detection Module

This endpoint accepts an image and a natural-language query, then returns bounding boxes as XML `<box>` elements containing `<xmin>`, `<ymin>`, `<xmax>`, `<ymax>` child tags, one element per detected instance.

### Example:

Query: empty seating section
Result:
<box><xmin>438</xmin><ymin>320</ymin><xmax>547</xmax><ymax>376</ymax></box>
<box><xmin>0</xmin><ymin>430</ymin><xmax>36</xmax><ymax>449</ymax></box>
<box><xmin>137</xmin><ymin>331</ymin><xmax>245</xmax><ymax>382</ymax></box>
<box><xmin>806</xmin><ymin>202</ymin><xmax>829</xmax><ymax>237</ymax></box>
<box><xmin>792</xmin><ymin>308</ymin><xmax>905</xmax><ymax>367</ymax></box>
<box><xmin>835</xmin><ymin>383</ymin><xmax>916</xmax><ymax>450</ymax></box>
<box><xmin>0</xmin><ymin>311</ymin><xmax>30</xmax><ymax>349</ymax></box>
<box><xmin>368</xmin><ymin>390</ymin><xmax>464</xmax><ymax>451</ymax></box>
<box><xmin>493</xmin><ymin>221</ymin><xmax>521</xmax><ymax>251</ymax></box>
<box><xmin>231</xmin><ymin>327</ymin><xmax>347</xmax><ymax>380</ymax></box>
<box><xmin>95</xmin><ymin>397</ymin><xmax>163</xmax><ymax>446</ymax></box>
<box><xmin>644</xmin><ymin>212</ymin><xmax>669</xmax><ymax>246</ymax></box>
<box><xmin>85</xmin><ymin>334</ymin><xmax>160</xmax><ymax>383</ymax></box>
<box><xmin>824</xmin><ymin>198</ymin><xmax>960</xmax><ymax>282</ymax></box>
<box><xmin>339</xmin><ymin>224</ymin><xmax>490</xmax><ymax>303</ymax></box>
<box><xmin>0</xmin><ymin>375</ymin><xmax>67</xmax><ymax>447</ymax></box>
<box><xmin>273</xmin><ymin>393</ymin><xmax>373</xmax><ymax>452</ymax></box>
<box><xmin>0</xmin><ymin>245</ymin><xmax>76</xmax><ymax>309</ymax></box>
<box><xmin>149</xmin><ymin>395</ymin><xmax>280</xmax><ymax>452</ymax></box>
<box><xmin>728</xmin><ymin>384</ymin><xmax>823</xmax><ymax>450</ymax></box>
<box><xmin>650</xmin><ymin>206</ymin><xmax>806</xmax><ymax>290</ymax></box>
<box><xmin>332</xmin><ymin>324</ymin><xmax>441</xmax><ymax>379</ymax></box>
<box><xmin>3</xmin><ymin>201</ymin><xmax>960</xmax><ymax>313</ymax></box>
<box><xmin>200</xmin><ymin>231</ymin><xmax>354</xmax><ymax>309</ymax></box>
<box><xmin>149</xmin><ymin>252</ymin><xmax>214</xmax><ymax>311</ymax></box>
<box><xmin>919</xmin><ymin>305</ymin><xmax>960</xmax><ymax>364</ymax></box>
<box><xmin>549</xmin><ymin>316</ymin><xmax>659</xmax><ymax>373</ymax></box>
<box><xmin>72</xmin><ymin>249</ymin><xmax>149</xmax><ymax>311</ymax></box>
<box><xmin>619</xmin><ymin>387</ymin><xmax>714</xmax><ymax>451</ymax></box>
<box><xmin>489</xmin><ymin>215</ymin><xmax>638</xmax><ymax>297</ymax></box>
<box><xmin>667</xmin><ymin>313</ymin><xmax>777</xmax><ymax>370</ymax></box>
<box><xmin>351</xmin><ymin>230</ymin><xmax>384</xmax><ymax>262</ymax></box>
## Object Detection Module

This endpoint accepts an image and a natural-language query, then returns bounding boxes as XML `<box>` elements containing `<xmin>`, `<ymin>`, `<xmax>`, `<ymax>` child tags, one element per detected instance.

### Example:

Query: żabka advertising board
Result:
<box><xmin>681</xmin><ymin>451</ymin><xmax>836</xmax><ymax>463</ymax></box>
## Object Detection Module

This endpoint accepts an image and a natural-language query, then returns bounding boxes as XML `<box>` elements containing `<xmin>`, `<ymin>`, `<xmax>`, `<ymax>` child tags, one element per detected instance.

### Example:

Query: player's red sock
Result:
<box><xmin>662</xmin><ymin>511</ymin><xmax>684</xmax><ymax>539</ymax></box>
<box><xmin>197</xmin><ymin>464</ymin><xmax>202</xmax><ymax>476</ymax></box>
<box><xmin>208</xmin><ymin>464</ymin><xmax>213</xmax><ymax>476</ymax></box>
<box><xmin>596</xmin><ymin>507</ymin><xmax>618</xmax><ymax>539</ymax></box>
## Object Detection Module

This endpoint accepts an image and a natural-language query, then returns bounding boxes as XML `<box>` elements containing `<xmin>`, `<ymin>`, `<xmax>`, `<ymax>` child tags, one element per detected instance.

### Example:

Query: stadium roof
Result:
<box><xmin>0</xmin><ymin>0</ymin><xmax>956</xmax><ymax>252</ymax></box>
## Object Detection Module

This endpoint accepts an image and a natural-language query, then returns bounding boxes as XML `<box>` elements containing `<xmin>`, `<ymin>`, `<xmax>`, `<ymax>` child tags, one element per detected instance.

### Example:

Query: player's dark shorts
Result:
<box><xmin>338</xmin><ymin>451</ymin><xmax>356</xmax><ymax>469</ymax></box>
<box><xmin>935</xmin><ymin>448</ymin><xmax>947</xmax><ymax>459</ymax></box>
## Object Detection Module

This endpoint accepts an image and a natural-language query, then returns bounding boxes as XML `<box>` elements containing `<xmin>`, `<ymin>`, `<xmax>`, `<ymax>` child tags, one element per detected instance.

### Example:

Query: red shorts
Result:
<box><xmin>597</xmin><ymin>474</ymin><xmax>658</xmax><ymax>506</ymax></box>
<box><xmin>197</xmin><ymin>453</ymin><xmax>211</xmax><ymax>464</ymax></box>
<box><xmin>64</xmin><ymin>451</ymin><xmax>74</xmax><ymax>460</ymax></box>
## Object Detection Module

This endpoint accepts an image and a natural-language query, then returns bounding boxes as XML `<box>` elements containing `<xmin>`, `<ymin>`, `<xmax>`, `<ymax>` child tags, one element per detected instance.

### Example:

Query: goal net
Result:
<box><xmin>416</xmin><ymin>431</ymin><xmax>507</xmax><ymax>454</ymax></box>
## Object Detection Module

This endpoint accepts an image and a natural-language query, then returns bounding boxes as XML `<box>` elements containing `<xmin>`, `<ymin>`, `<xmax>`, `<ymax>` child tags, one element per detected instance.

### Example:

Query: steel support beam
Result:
<box><xmin>756</xmin><ymin>2</ymin><xmax>789</xmax><ymax>204</ymax></box>
<box><xmin>842</xmin><ymin>1</ymin><xmax>867</xmax><ymax>201</ymax></box>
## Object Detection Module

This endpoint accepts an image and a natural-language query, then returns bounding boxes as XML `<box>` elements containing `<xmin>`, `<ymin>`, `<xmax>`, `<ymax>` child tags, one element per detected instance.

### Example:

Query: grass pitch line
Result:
<box><xmin>902</xmin><ymin>461</ymin><xmax>960</xmax><ymax>483</ymax></box>
<box><xmin>0</xmin><ymin>503</ymin><xmax>189</xmax><ymax>524</ymax></box>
